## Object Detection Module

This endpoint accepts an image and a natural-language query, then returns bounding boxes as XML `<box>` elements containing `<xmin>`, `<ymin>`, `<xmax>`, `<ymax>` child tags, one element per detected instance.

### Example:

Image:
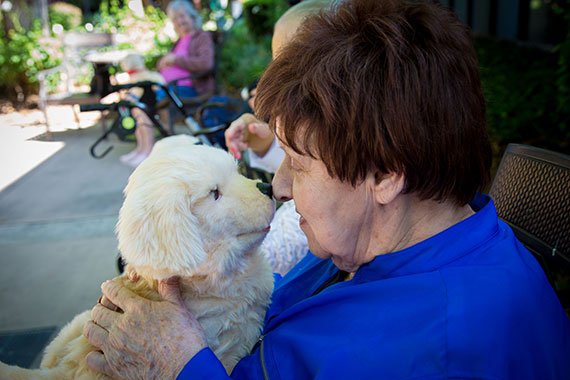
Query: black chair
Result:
<box><xmin>489</xmin><ymin>144</ymin><xmax>570</xmax><ymax>310</ymax></box>
<box><xmin>83</xmin><ymin>80</ymin><xmax>249</xmax><ymax>158</ymax></box>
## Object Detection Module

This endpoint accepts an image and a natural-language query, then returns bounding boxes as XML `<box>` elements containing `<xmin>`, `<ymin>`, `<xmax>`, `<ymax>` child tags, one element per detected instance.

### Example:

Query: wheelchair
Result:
<box><xmin>81</xmin><ymin>80</ymin><xmax>250</xmax><ymax>157</ymax></box>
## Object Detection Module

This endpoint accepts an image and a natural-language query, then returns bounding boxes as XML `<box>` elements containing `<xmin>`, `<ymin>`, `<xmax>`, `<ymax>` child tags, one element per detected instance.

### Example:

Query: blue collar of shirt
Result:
<box><xmin>268</xmin><ymin>193</ymin><xmax>500</xmax><ymax>326</ymax></box>
<box><xmin>351</xmin><ymin>192</ymin><xmax>499</xmax><ymax>283</ymax></box>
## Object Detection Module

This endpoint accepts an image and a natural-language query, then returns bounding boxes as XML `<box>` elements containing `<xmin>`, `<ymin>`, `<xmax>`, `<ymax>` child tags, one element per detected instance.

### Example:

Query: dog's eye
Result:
<box><xmin>210</xmin><ymin>188</ymin><xmax>221</xmax><ymax>201</ymax></box>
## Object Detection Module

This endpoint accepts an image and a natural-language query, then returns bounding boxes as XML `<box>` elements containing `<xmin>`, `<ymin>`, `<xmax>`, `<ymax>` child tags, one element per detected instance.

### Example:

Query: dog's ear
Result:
<box><xmin>116</xmin><ymin>185</ymin><xmax>208</xmax><ymax>279</ymax></box>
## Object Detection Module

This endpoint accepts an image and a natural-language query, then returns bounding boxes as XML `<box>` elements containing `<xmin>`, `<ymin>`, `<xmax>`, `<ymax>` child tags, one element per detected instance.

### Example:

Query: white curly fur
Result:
<box><xmin>0</xmin><ymin>135</ymin><xmax>276</xmax><ymax>379</ymax></box>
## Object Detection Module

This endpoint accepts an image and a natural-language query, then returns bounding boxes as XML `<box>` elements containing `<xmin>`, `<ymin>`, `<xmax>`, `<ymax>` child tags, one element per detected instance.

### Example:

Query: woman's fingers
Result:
<box><xmin>99</xmin><ymin>295</ymin><xmax>120</xmax><ymax>311</ymax></box>
<box><xmin>249</xmin><ymin>122</ymin><xmax>272</xmax><ymax>139</ymax></box>
<box><xmin>246</xmin><ymin>122</ymin><xmax>274</xmax><ymax>156</ymax></box>
<box><xmin>158</xmin><ymin>277</ymin><xmax>185</xmax><ymax>306</ymax></box>
<box><xmin>225</xmin><ymin>118</ymin><xmax>248</xmax><ymax>158</ymax></box>
<box><xmin>101</xmin><ymin>278</ymin><xmax>148</xmax><ymax>315</ymax></box>
<box><xmin>91</xmin><ymin>303</ymin><xmax>121</xmax><ymax>330</ymax></box>
<box><xmin>157</xmin><ymin>54</ymin><xmax>174</xmax><ymax>70</ymax></box>
<box><xmin>85</xmin><ymin>277</ymin><xmax>208</xmax><ymax>379</ymax></box>
<box><xmin>83</xmin><ymin>320</ymin><xmax>109</xmax><ymax>349</ymax></box>
<box><xmin>85</xmin><ymin>350</ymin><xmax>116</xmax><ymax>379</ymax></box>
<box><xmin>225</xmin><ymin>115</ymin><xmax>273</xmax><ymax>159</ymax></box>
<box><xmin>124</xmin><ymin>265</ymin><xmax>140</xmax><ymax>282</ymax></box>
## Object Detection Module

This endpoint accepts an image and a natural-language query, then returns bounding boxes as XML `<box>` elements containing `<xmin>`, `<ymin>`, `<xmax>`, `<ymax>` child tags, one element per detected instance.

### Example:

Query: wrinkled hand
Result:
<box><xmin>124</xmin><ymin>264</ymin><xmax>140</xmax><ymax>283</ymax></box>
<box><xmin>225</xmin><ymin>113</ymin><xmax>274</xmax><ymax>159</ymax></box>
<box><xmin>157</xmin><ymin>53</ymin><xmax>177</xmax><ymax>71</ymax></box>
<box><xmin>83</xmin><ymin>276</ymin><xmax>207</xmax><ymax>380</ymax></box>
<box><xmin>96</xmin><ymin>267</ymin><xmax>138</xmax><ymax>311</ymax></box>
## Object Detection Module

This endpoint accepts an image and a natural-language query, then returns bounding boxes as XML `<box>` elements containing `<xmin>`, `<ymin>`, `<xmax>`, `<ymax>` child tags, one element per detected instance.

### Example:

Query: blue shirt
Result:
<box><xmin>178</xmin><ymin>193</ymin><xmax>570</xmax><ymax>379</ymax></box>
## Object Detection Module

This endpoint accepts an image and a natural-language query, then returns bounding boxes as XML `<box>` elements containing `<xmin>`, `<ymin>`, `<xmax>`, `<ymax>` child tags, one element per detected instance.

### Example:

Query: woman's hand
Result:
<box><xmin>83</xmin><ymin>276</ymin><xmax>207</xmax><ymax>380</ymax></box>
<box><xmin>225</xmin><ymin>113</ymin><xmax>274</xmax><ymax>159</ymax></box>
<box><xmin>157</xmin><ymin>53</ymin><xmax>177</xmax><ymax>71</ymax></box>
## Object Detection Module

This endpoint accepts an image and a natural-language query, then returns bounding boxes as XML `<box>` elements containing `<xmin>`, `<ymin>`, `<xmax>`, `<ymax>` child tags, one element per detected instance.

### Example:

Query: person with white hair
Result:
<box><xmin>157</xmin><ymin>0</ymin><xmax>214</xmax><ymax>97</ymax></box>
<box><xmin>120</xmin><ymin>0</ymin><xmax>214</xmax><ymax>167</ymax></box>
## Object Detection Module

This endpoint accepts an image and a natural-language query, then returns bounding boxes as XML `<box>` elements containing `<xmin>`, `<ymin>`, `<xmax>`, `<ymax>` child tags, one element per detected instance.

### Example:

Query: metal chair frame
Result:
<box><xmin>82</xmin><ymin>81</ymin><xmax>249</xmax><ymax>158</ymax></box>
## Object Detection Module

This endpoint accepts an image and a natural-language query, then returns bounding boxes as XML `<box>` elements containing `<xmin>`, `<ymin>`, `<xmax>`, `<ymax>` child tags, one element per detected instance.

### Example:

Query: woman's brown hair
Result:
<box><xmin>255</xmin><ymin>0</ymin><xmax>492</xmax><ymax>205</ymax></box>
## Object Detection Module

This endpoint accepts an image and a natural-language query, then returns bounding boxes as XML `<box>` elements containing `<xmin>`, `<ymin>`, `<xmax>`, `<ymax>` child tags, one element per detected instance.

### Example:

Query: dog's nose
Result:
<box><xmin>256</xmin><ymin>182</ymin><xmax>273</xmax><ymax>199</ymax></box>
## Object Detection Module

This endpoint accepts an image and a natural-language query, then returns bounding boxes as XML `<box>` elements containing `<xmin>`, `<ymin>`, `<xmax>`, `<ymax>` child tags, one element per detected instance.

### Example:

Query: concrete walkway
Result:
<box><xmin>0</xmin><ymin>106</ymin><xmax>134</xmax><ymax>335</ymax></box>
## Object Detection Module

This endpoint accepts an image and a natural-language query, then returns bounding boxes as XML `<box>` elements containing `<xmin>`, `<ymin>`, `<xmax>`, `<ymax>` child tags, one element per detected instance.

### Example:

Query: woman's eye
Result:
<box><xmin>211</xmin><ymin>188</ymin><xmax>221</xmax><ymax>200</ymax></box>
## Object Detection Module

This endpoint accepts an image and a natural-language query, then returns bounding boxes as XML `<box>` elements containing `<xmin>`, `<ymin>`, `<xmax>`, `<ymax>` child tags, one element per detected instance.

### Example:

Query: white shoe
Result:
<box><xmin>120</xmin><ymin>150</ymin><xmax>139</xmax><ymax>164</ymax></box>
<box><xmin>126</xmin><ymin>152</ymin><xmax>149</xmax><ymax>168</ymax></box>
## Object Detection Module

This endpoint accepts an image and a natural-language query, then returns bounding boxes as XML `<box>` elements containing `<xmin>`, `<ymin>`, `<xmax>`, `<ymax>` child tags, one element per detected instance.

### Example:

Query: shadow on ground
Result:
<box><xmin>0</xmin><ymin>116</ymin><xmax>136</xmax><ymax>367</ymax></box>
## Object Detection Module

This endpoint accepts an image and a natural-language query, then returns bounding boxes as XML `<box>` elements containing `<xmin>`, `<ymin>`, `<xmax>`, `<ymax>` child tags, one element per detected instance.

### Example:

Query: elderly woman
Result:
<box><xmin>156</xmin><ymin>0</ymin><xmax>214</xmax><ymax>97</ymax></box>
<box><xmin>84</xmin><ymin>0</ymin><xmax>570</xmax><ymax>379</ymax></box>
<box><xmin>120</xmin><ymin>0</ymin><xmax>214</xmax><ymax>167</ymax></box>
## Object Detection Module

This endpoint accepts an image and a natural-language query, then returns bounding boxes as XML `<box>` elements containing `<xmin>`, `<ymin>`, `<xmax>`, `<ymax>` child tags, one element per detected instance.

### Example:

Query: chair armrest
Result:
<box><xmin>166</xmin><ymin>69</ymin><xmax>214</xmax><ymax>87</ymax></box>
<box><xmin>189</xmin><ymin>69</ymin><xmax>214</xmax><ymax>80</ymax></box>
<box><xmin>110</xmin><ymin>81</ymin><xmax>164</xmax><ymax>92</ymax></box>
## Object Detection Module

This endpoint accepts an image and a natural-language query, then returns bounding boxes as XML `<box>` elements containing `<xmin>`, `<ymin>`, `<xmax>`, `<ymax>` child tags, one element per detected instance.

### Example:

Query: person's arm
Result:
<box><xmin>248</xmin><ymin>137</ymin><xmax>284</xmax><ymax>174</ymax></box>
<box><xmin>176</xmin><ymin>348</ymin><xmax>231</xmax><ymax>379</ymax></box>
<box><xmin>225</xmin><ymin>114</ymin><xmax>282</xmax><ymax>173</ymax></box>
<box><xmin>259</xmin><ymin>200</ymin><xmax>309</xmax><ymax>275</ymax></box>
<box><xmin>174</xmin><ymin>30</ymin><xmax>215</xmax><ymax>74</ymax></box>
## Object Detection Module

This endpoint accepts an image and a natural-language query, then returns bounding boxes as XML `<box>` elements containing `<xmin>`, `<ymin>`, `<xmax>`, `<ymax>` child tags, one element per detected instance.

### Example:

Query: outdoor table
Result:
<box><xmin>84</xmin><ymin>50</ymin><xmax>132</xmax><ymax>98</ymax></box>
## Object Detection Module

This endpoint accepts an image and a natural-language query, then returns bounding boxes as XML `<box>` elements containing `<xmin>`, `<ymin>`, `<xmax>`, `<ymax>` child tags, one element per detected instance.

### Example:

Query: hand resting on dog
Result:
<box><xmin>0</xmin><ymin>136</ymin><xmax>275</xmax><ymax>380</ymax></box>
<box><xmin>82</xmin><ymin>136</ymin><xmax>276</xmax><ymax>379</ymax></box>
<box><xmin>84</xmin><ymin>276</ymin><xmax>207</xmax><ymax>380</ymax></box>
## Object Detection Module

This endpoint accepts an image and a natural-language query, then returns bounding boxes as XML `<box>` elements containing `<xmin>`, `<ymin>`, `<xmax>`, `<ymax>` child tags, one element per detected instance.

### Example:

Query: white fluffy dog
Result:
<box><xmin>0</xmin><ymin>135</ymin><xmax>276</xmax><ymax>379</ymax></box>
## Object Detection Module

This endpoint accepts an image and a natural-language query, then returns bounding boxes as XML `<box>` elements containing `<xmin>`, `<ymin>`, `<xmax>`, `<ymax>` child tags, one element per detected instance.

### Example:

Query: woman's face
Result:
<box><xmin>272</xmin><ymin>123</ymin><xmax>377</xmax><ymax>272</ymax></box>
<box><xmin>172</xmin><ymin>8</ymin><xmax>195</xmax><ymax>36</ymax></box>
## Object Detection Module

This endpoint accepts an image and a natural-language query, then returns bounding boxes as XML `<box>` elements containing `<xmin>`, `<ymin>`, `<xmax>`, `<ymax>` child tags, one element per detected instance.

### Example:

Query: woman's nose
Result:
<box><xmin>272</xmin><ymin>160</ymin><xmax>293</xmax><ymax>202</ymax></box>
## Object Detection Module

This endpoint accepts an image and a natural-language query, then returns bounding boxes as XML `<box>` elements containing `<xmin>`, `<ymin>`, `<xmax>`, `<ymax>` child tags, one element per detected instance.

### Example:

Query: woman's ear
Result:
<box><xmin>372</xmin><ymin>172</ymin><xmax>406</xmax><ymax>205</ymax></box>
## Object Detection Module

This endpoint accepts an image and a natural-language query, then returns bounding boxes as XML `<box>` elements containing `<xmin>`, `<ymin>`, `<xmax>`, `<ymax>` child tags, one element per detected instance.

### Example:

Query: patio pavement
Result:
<box><xmin>0</xmin><ymin>105</ymin><xmax>136</xmax><ymax>366</ymax></box>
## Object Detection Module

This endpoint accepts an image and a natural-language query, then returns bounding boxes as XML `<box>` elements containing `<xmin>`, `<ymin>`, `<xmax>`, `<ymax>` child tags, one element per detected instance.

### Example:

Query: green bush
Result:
<box><xmin>49</xmin><ymin>2</ymin><xmax>82</xmax><ymax>30</ymax></box>
<box><xmin>0</xmin><ymin>16</ymin><xmax>61</xmax><ymax>100</ymax></box>
<box><xmin>218</xmin><ymin>0</ymin><xmax>290</xmax><ymax>93</ymax></box>
<box><xmin>242</xmin><ymin>0</ymin><xmax>289</xmax><ymax>39</ymax></box>
<box><xmin>554</xmin><ymin>0</ymin><xmax>570</xmax><ymax>137</ymax></box>
<box><xmin>476</xmin><ymin>36</ymin><xmax>570</xmax><ymax>154</ymax></box>
<box><xmin>90</xmin><ymin>0</ymin><xmax>124</xmax><ymax>32</ymax></box>
<box><xmin>0</xmin><ymin>0</ymin><xmax>174</xmax><ymax>102</ymax></box>
<box><xmin>0</xmin><ymin>2</ymin><xmax>86</xmax><ymax>100</ymax></box>
<box><xmin>142</xmin><ymin>6</ymin><xmax>173</xmax><ymax>69</ymax></box>
<box><xmin>220</xmin><ymin>17</ymin><xmax>273</xmax><ymax>93</ymax></box>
